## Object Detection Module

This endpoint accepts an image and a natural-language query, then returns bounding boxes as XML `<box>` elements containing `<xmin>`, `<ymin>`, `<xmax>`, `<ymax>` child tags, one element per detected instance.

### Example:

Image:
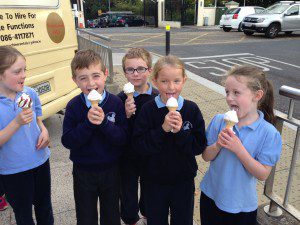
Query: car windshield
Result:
<box><xmin>259</xmin><ymin>4</ymin><xmax>290</xmax><ymax>14</ymax></box>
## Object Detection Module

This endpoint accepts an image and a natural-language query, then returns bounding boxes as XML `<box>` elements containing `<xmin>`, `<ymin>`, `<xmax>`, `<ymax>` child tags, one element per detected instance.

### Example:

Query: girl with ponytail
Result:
<box><xmin>200</xmin><ymin>65</ymin><xmax>282</xmax><ymax>225</ymax></box>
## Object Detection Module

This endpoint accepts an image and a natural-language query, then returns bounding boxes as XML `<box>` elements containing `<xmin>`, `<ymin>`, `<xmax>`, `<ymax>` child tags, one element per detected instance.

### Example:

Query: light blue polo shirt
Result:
<box><xmin>0</xmin><ymin>86</ymin><xmax>50</xmax><ymax>175</ymax></box>
<box><xmin>154</xmin><ymin>95</ymin><xmax>184</xmax><ymax>110</ymax></box>
<box><xmin>133</xmin><ymin>82</ymin><xmax>153</xmax><ymax>97</ymax></box>
<box><xmin>200</xmin><ymin>111</ymin><xmax>282</xmax><ymax>213</ymax></box>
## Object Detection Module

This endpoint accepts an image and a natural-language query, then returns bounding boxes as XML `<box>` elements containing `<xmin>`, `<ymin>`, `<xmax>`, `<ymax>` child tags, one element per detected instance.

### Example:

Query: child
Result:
<box><xmin>200</xmin><ymin>65</ymin><xmax>282</xmax><ymax>225</ymax></box>
<box><xmin>117</xmin><ymin>48</ymin><xmax>158</xmax><ymax>225</ymax></box>
<box><xmin>61</xmin><ymin>49</ymin><xmax>128</xmax><ymax>225</ymax></box>
<box><xmin>132</xmin><ymin>55</ymin><xmax>207</xmax><ymax>225</ymax></box>
<box><xmin>0</xmin><ymin>46</ymin><xmax>53</xmax><ymax>224</ymax></box>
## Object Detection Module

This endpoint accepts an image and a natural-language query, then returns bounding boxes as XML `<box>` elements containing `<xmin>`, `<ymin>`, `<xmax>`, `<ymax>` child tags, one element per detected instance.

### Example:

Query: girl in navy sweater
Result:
<box><xmin>133</xmin><ymin>55</ymin><xmax>207</xmax><ymax>225</ymax></box>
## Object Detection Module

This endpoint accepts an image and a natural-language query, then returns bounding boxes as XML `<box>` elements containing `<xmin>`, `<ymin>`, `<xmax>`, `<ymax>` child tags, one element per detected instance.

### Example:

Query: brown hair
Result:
<box><xmin>122</xmin><ymin>47</ymin><xmax>152</xmax><ymax>71</ymax></box>
<box><xmin>226</xmin><ymin>65</ymin><xmax>276</xmax><ymax>125</ymax></box>
<box><xmin>71</xmin><ymin>49</ymin><xmax>106</xmax><ymax>78</ymax></box>
<box><xmin>152</xmin><ymin>55</ymin><xmax>186</xmax><ymax>80</ymax></box>
<box><xmin>0</xmin><ymin>46</ymin><xmax>25</xmax><ymax>76</ymax></box>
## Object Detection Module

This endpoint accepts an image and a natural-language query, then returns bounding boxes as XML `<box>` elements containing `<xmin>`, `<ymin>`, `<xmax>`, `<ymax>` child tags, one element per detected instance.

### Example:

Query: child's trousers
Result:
<box><xmin>145</xmin><ymin>179</ymin><xmax>194</xmax><ymax>225</ymax></box>
<box><xmin>1</xmin><ymin>160</ymin><xmax>53</xmax><ymax>225</ymax></box>
<box><xmin>120</xmin><ymin>156</ymin><xmax>146</xmax><ymax>224</ymax></box>
<box><xmin>200</xmin><ymin>192</ymin><xmax>257</xmax><ymax>225</ymax></box>
<box><xmin>73</xmin><ymin>164</ymin><xmax>120</xmax><ymax>225</ymax></box>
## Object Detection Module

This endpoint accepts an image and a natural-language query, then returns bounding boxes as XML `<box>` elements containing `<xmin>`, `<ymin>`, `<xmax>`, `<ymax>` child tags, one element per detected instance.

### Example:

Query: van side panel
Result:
<box><xmin>0</xmin><ymin>0</ymin><xmax>80</xmax><ymax>119</ymax></box>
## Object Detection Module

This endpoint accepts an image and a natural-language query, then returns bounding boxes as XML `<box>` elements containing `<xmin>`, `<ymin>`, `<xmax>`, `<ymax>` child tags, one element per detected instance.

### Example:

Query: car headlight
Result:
<box><xmin>256</xmin><ymin>18</ymin><xmax>265</xmax><ymax>23</ymax></box>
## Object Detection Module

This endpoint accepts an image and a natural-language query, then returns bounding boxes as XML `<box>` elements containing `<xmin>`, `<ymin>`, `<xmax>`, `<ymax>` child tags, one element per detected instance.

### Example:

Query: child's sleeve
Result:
<box><xmin>132</xmin><ymin>105</ymin><xmax>167</xmax><ymax>156</ymax></box>
<box><xmin>97</xmin><ymin>99</ymin><xmax>128</xmax><ymax>146</ymax></box>
<box><xmin>174</xmin><ymin>105</ymin><xmax>207</xmax><ymax>156</ymax></box>
<box><xmin>256</xmin><ymin>130</ymin><xmax>282</xmax><ymax>166</ymax></box>
<box><xmin>61</xmin><ymin>103</ymin><xmax>98</xmax><ymax>150</ymax></box>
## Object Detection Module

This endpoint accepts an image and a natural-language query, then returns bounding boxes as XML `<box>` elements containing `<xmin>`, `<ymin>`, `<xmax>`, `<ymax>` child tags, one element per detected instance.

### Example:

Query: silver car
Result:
<box><xmin>242</xmin><ymin>1</ymin><xmax>300</xmax><ymax>38</ymax></box>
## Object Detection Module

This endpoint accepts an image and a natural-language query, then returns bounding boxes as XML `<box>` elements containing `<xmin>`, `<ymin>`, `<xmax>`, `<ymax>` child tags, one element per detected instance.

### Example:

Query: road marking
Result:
<box><xmin>184</xmin><ymin>33</ymin><xmax>208</xmax><ymax>44</ymax></box>
<box><xmin>124</xmin><ymin>33</ymin><xmax>165</xmax><ymax>47</ymax></box>
<box><xmin>180</xmin><ymin>53</ymin><xmax>253</xmax><ymax>60</ymax></box>
<box><xmin>255</xmin><ymin>56</ymin><xmax>300</xmax><ymax>69</ymax></box>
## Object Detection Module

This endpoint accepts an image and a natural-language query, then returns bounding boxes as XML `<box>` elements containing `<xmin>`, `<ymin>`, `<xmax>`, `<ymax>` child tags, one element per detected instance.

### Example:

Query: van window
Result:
<box><xmin>286</xmin><ymin>6</ymin><xmax>299</xmax><ymax>16</ymax></box>
<box><xmin>0</xmin><ymin>0</ymin><xmax>59</xmax><ymax>8</ymax></box>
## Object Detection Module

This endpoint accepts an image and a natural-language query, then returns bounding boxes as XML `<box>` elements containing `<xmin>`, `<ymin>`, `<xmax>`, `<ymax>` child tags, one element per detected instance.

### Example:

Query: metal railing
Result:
<box><xmin>264</xmin><ymin>85</ymin><xmax>300</xmax><ymax>221</ymax></box>
<box><xmin>76</xmin><ymin>29</ymin><xmax>114</xmax><ymax>83</ymax></box>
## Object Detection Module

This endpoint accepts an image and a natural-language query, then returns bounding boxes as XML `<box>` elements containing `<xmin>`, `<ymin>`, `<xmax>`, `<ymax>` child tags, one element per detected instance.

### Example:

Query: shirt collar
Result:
<box><xmin>154</xmin><ymin>95</ymin><xmax>184</xmax><ymax>111</ymax></box>
<box><xmin>247</xmin><ymin>110</ymin><xmax>264</xmax><ymax>130</ymax></box>
<box><xmin>133</xmin><ymin>83</ymin><xmax>153</xmax><ymax>97</ymax></box>
<box><xmin>84</xmin><ymin>90</ymin><xmax>106</xmax><ymax>108</ymax></box>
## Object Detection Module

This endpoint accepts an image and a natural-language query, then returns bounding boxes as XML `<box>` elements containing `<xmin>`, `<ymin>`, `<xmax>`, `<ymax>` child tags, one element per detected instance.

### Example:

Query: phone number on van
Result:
<box><xmin>0</xmin><ymin>32</ymin><xmax>34</xmax><ymax>41</ymax></box>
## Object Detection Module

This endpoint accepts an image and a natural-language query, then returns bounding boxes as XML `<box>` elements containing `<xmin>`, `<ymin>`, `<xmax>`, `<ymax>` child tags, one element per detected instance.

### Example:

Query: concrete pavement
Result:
<box><xmin>0</xmin><ymin>52</ymin><xmax>299</xmax><ymax>225</ymax></box>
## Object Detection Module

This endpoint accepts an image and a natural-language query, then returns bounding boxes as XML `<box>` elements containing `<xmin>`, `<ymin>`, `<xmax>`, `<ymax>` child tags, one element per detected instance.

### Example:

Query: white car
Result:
<box><xmin>220</xmin><ymin>6</ymin><xmax>265</xmax><ymax>32</ymax></box>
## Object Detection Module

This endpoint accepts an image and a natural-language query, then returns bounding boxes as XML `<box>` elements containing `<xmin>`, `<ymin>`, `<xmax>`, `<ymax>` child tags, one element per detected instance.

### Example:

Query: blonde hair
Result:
<box><xmin>71</xmin><ymin>49</ymin><xmax>106</xmax><ymax>78</ymax></box>
<box><xmin>122</xmin><ymin>48</ymin><xmax>152</xmax><ymax>71</ymax></box>
<box><xmin>152</xmin><ymin>55</ymin><xmax>186</xmax><ymax>80</ymax></box>
<box><xmin>226</xmin><ymin>65</ymin><xmax>276</xmax><ymax>125</ymax></box>
<box><xmin>0</xmin><ymin>46</ymin><xmax>25</xmax><ymax>76</ymax></box>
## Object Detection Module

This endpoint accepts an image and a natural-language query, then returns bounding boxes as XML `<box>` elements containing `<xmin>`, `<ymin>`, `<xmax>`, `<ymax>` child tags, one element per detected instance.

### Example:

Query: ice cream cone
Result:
<box><xmin>90</xmin><ymin>100</ymin><xmax>99</xmax><ymax>107</ymax></box>
<box><xmin>126</xmin><ymin>92</ymin><xmax>134</xmax><ymax>99</ymax></box>
<box><xmin>167</xmin><ymin>106</ymin><xmax>177</xmax><ymax>112</ymax></box>
<box><xmin>22</xmin><ymin>107</ymin><xmax>31</xmax><ymax>127</ymax></box>
<box><xmin>225</xmin><ymin>120</ymin><xmax>236</xmax><ymax>130</ymax></box>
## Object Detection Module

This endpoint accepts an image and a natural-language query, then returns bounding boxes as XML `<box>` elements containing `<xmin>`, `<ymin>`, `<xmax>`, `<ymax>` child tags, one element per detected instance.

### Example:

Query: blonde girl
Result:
<box><xmin>200</xmin><ymin>65</ymin><xmax>282</xmax><ymax>225</ymax></box>
<box><xmin>133</xmin><ymin>55</ymin><xmax>207</xmax><ymax>225</ymax></box>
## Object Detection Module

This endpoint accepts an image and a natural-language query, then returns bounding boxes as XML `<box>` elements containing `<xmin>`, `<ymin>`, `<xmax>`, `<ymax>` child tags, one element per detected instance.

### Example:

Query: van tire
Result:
<box><xmin>238</xmin><ymin>22</ymin><xmax>243</xmax><ymax>32</ymax></box>
<box><xmin>265</xmin><ymin>23</ymin><xmax>280</xmax><ymax>39</ymax></box>
<box><xmin>244</xmin><ymin>30</ymin><xmax>254</xmax><ymax>36</ymax></box>
<box><xmin>223</xmin><ymin>27</ymin><xmax>231</xmax><ymax>32</ymax></box>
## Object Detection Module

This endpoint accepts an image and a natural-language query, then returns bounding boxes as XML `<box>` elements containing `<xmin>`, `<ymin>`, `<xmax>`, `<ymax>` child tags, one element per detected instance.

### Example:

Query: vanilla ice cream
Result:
<box><xmin>224</xmin><ymin>110</ymin><xmax>238</xmax><ymax>130</ymax></box>
<box><xmin>17</xmin><ymin>93</ymin><xmax>32</xmax><ymax>109</ymax></box>
<box><xmin>87</xmin><ymin>90</ymin><xmax>102</xmax><ymax>107</ymax></box>
<box><xmin>166</xmin><ymin>97</ymin><xmax>178</xmax><ymax>112</ymax></box>
<box><xmin>123</xmin><ymin>82</ymin><xmax>135</xmax><ymax>98</ymax></box>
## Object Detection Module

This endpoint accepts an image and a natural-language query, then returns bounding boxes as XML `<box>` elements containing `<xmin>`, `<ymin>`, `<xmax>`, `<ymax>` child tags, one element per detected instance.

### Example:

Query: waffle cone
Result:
<box><xmin>90</xmin><ymin>100</ymin><xmax>99</xmax><ymax>107</ymax></box>
<box><xmin>225</xmin><ymin>120</ymin><xmax>236</xmax><ymax>129</ymax></box>
<box><xmin>167</xmin><ymin>106</ymin><xmax>177</xmax><ymax>112</ymax></box>
<box><xmin>126</xmin><ymin>92</ymin><xmax>134</xmax><ymax>99</ymax></box>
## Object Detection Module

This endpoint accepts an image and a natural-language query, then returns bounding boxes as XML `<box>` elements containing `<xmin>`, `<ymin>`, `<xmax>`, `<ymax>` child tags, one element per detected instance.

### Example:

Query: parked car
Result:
<box><xmin>87</xmin><ymin>19</ymin><xmax>99</xmax><ymax>28</ymax></box>
<box><xmin>220</xmin><ymin>6</ymin><xmax>265</xmax><ymax>32</ymax></box>
<box><xmin>242</xmin><ymin>1</ymin><xmax>300</xmax><ymax>38</ymax></box>
<box><xmin>115</xmin><ymin>15</ymin><xmax>148</xmax><ymax>27</ymax></box>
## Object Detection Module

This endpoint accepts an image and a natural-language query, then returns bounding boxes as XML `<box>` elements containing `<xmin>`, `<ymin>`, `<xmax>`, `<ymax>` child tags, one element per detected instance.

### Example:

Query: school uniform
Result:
<box><xmin>133</xmin><ymin>95</ymin><xmax>207</xmax><ymax>225</ymax></box>
<box><xmin>0</xmin><ymin>86</ymin><xmax>53</xmax><ymax>225</ymax></box>
<box><xmin>62</xmin><ymin>90</ymin><xmax>128</xmax><ymax>225</ymax></box>
<box><xmin>200</xmin><ymin>111</ymin><xmax>282</xmax><ymax>225</ymax></box>
<box><xmin>117</xmin><ymin>84</ymin><xmax>158</xmax><ymax>224</ymax></box>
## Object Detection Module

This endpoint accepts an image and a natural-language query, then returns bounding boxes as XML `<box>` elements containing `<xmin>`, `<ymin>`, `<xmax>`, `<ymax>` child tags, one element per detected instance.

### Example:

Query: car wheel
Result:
<box><xmin>223</xmin><ymin>27</ymin><xmax>231</xmax><ymax>32</ymax></box>
<box><xmin>265</xmin><ymin>23</ymin><xmax>280</xmax><ymax>39</ymax></box>
<box><xmin>243</xmin><ymin>30</ymin><xmax>254</xmax><ymax>36</ymax></box>
<box><xmin>238</xmin><ymin>22</ymin><xmax>243</xmax><ymax>32</ymax></box>
<box><xmin>285</xmin><ymin>31</ymin><xmax>293</xmax><ymax>35</ymax></box>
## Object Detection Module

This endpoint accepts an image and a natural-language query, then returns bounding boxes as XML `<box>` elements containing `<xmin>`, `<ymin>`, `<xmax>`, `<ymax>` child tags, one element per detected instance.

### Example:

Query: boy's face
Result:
<box><xmin>124</xmin><ymin>58</ymin><xmax>151</xmax><ymax>93</ymax></box>
<box><xmin>73</xmin><ymin>63</ymin><xmax>107</xmax><ymax>95</ymax></box>
<box><xmin>0</xmin><ymin>56</ymin><xmax>26</xmax><ymax>94</ymax></box>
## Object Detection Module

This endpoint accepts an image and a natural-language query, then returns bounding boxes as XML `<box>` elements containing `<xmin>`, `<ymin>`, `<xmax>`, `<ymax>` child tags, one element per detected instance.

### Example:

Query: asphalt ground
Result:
<box><xmin>88</xmin><ymin>26</ymin><xmax>300</xmax><ymax>119</ymax></box>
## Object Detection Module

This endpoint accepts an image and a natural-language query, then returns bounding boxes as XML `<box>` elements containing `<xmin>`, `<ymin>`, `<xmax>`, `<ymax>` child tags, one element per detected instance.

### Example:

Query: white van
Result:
<box><xmin>0</xmin><ymin>0</ymin><xmax>80</xmax><ymax>119</ymax></box>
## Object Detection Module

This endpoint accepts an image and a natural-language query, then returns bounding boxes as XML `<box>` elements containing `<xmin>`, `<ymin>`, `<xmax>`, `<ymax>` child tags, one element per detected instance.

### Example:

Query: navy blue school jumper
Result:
<box><xmin>118</xmin><ymin>87</ymin><xmax>158</xmax><ymax>224</ymax></box>
<box><xmin>61</xmin><ymin>91</ymin><xmax>128</xmax><ymax>225</ymax></box>
<box><xmin>132</xmin><ymin>98</ymin><xmax>207</xmax><ymax>225</ymax></box>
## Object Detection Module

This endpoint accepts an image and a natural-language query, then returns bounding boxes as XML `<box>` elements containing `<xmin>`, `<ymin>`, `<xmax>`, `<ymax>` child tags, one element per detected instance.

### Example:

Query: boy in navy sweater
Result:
<box><xmin>61</xmin><ymin>50</ymin><xmax>128</xmax><ymax>225</ymax></box>
<box><xmin>118</xmin><ymin>48</ymin><xmax>158</xmax><ymax>225</ymax></box>
<box><xmin>133</xmin><ymin>55</ymin><xmax>207</xmax><ymax>225</ymax></box>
